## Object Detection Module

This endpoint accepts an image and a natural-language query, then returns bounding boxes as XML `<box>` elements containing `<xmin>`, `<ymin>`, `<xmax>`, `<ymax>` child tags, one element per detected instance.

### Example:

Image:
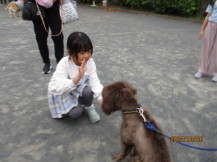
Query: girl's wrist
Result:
<box><xmin>73</xmin><ymin>76</ymin><xmax>80</xmax><ymax>85</ymax></box>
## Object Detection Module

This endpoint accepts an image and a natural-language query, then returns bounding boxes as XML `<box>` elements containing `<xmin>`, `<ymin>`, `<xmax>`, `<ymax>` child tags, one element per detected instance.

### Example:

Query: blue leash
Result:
<box><xmin>145</xmin><ymin>121</ymin><xmax>217</xmax><ymax>151</ymax></box>
<box><xmin>122</xmin><ymin>107</ymin><xmax>217</xmax><ymax>151</ymax></box>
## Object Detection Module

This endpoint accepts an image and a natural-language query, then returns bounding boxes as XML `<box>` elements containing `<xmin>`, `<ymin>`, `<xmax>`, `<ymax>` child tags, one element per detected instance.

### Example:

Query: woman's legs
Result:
<box><xmin>33</xmin><ymin>19</ymin><xmax>53</xmax><ymax>74</ymax></box>
<box><xmin>32</xmin><ymin>0</ymin><xmax>63</xmax><ymax>74</ymax></box>
<box><xmin>33</xmin><ymin>20</ymin><xmax>50</xmax><ymax>64</ymax></box>
<box><xmin>195</xmin><ymin>22</ymin><xmax>217</xmax><ymax>81</ymax></box>
<box><xmin>47</xmin><ymin>0</ymin><xmax>64</xmax><ymax>63</ymax></box>
<box><xmin>206</xmin><ymin>22</ymin><xmax>217</xmax><ymax>77</ymax></box>
<box><xmin>197</xmin><ymin>22</ymin><xmax>217</xmax><ymax>75</ymax></box>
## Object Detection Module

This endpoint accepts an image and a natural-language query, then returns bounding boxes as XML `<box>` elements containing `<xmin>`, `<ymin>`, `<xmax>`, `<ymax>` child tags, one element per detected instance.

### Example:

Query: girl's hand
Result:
<box><xmin>78</xmin><ymin>59</ymin><xmax>87</xmax><ymax>78</ymax></box>
<box><xmin>73</xmin><ymin>59</ymin><xmax>87</xmax><ymax>85</ymax></box>
<box><xmin>198</xmin><ymin>30</ymin><xmax>204</xmax><ymax>40</ymax></box>
<box><xmin>98</xmin><ymin>99</ymin><xmax>103</xmax><ymax>105</ymax></box>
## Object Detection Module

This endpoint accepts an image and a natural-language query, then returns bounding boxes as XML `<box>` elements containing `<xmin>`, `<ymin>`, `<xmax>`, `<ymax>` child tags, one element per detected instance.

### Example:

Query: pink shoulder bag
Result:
<box><xmin>35</xmin><ymin>0</ymin><xmax>53</xmax><ymax>8</ymax></box>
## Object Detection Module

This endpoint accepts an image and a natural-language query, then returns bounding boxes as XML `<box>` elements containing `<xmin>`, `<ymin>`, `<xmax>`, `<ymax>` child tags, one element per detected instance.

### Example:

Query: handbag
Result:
<box><xmin>61</xmin><ymin>0</ymin><xmax>78</xmax><ymax>24</ymax></box>
<box><xmin>22</xmin><ymin>0</ymin><xmax>46</xmax><ymax>21</ymax></box>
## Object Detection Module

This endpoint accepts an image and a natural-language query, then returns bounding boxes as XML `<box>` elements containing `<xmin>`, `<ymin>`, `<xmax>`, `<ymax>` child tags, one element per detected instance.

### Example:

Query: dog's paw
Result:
<box><xmin>112</xmin><ymin>154</ymin><xmax>123</xmax><ymax>161</ymax></box>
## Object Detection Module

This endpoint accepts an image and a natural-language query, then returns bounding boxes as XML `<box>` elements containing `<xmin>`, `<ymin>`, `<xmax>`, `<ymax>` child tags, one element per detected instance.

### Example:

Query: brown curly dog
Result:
<box><xmin>101</xmin><ymin>81</ymin><xmax>172</xmax><ymax>162</ymax></box>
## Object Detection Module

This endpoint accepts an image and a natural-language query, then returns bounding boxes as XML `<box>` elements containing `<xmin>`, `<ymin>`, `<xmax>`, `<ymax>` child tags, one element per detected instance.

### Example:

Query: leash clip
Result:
<box><xmin>137</xmin><ymin>107</ymin><xmax>147</xmax><ymax>122</ymax></box>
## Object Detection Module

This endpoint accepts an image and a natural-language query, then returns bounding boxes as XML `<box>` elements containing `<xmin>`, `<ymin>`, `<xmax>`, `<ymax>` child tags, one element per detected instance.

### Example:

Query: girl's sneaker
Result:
<box><xmin>194</xmin><ymin>72</ymin><xmax>203</xmax><ymax>79</ymax></box>
<box><xmin>85</xmin><ymin>105</ymin><xmax>100</xmax><ymax>123</ymax></box>
<box><xmin>211</xmin><ymin>76</ymin><xmax>217</xmax><ymax>82</ymax></box>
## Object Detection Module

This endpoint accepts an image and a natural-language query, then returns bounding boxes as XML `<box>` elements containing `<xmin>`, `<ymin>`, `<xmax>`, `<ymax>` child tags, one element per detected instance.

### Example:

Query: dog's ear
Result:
<box><xmin>120</xmin><ymin>87</ymin><xmax>137</xmax><ymax>106</ymax></box>
<box><xmin>123</xmin><ymin>82</ymin><xmax>137</xmax><ymax>95</ymax></box>
<box><xmin>119</xmin><ymin>82</ymin><xmax>137</xmax><ymax>95</ymax></box>
<box><xmin>101</xmin><ymin>87</ymin><xmax>115</xmax><ymax>115</ymax></box>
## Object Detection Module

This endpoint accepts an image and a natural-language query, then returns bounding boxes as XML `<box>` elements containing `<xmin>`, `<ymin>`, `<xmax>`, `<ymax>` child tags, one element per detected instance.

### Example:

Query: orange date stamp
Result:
<box><xmin>170</xmin><ymin>136</ymin><xmax>203</xmax><ymax>142</ymax></box>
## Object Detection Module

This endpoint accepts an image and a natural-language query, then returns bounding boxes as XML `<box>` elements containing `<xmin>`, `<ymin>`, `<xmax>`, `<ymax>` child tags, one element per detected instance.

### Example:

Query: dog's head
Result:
<box><xmin>101</xmin><ymin>81</ymin><xmax>137</xmax><ymax>115</ymax></box>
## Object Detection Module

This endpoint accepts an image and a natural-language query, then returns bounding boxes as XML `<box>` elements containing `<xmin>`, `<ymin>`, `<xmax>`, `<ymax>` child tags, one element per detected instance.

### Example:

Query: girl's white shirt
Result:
<box><xmin>48</xmin><ymin>56</ymin><xmax>103</xmax><ymax>101</ymax></box>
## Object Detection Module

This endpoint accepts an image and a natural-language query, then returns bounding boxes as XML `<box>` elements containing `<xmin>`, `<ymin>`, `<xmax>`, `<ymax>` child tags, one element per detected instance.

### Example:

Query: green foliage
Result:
<box><xmin>77</xmin><ymin>0</ymin><xmax>102</xmax><ymax>4</ymax></box>
<box><xmin>120</xmin><ymin>0</ymin><xmax>201</xmax><ymax>16</ymax></box>
<box><xmin>77</xmin><ymin>0</ymin><xmax>202</xmax><ymax>16</ymax></box>
<box><xmin>154</xmin><ymin>0</ymin><xmax>200</xmax><ymax>16</ymax></box>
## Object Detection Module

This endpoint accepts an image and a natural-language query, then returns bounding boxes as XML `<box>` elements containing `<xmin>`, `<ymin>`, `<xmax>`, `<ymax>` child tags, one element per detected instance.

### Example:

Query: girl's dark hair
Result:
<box><xmin>210</xmin><ymin>0</ymin><xmax>216</xmax><ymax>5</ymax></box>
<box><xmin>67</xmin><ymin>32</ymin><xmax>93</xmax><ymax>59</ymax></box>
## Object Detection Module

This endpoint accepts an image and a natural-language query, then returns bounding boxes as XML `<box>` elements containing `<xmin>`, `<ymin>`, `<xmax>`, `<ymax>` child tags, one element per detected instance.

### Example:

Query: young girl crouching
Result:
<box><xmin>48</xmin><ymin>32</ymin><xmax>103</xmax><ymax>123</ymax></box>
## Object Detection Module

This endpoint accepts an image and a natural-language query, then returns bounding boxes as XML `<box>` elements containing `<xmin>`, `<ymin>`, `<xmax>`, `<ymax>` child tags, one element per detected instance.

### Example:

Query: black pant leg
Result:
<box><xmin>32</xmin><ymin>20</ymin><xmax>50</xmax><ymax>64</ymax></box>
<box><xmin>47</xmin><ymin>0</ymin><xmax>64</xmax><ymax>63</ymax></box>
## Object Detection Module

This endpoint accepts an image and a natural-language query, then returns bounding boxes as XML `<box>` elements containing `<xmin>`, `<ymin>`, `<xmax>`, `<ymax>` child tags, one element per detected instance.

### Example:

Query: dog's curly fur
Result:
<box><xmin>101</xmin><ymin>81</ymin><xmax>171</xmax><ymax>162</ymax></box>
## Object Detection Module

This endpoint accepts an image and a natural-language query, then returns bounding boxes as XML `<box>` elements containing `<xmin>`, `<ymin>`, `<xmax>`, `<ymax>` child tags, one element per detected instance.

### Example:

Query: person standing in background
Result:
<box><xmin>194</xmin><ymin>0</ymin><xmax>217</xmax><ymax>82</ymax></box>
<box><xmin>32</xmin><ymin>0</ymin><xmax>64</xmax><ymax>74</ymax></box>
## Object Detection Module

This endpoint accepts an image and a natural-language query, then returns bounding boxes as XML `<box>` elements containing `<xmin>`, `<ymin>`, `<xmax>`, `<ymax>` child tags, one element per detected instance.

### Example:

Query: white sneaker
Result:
<box><xmin>85</xmin><ymin>105</ymin><xmax>100</xmax><ymax>123</ymax></box>
<box><xmin>194</xmin><ymin>72</ymin><xmax>203</xmax><ymax>79</ymax></box>
<box><xmin>212</xmin><ymin>76</ymin><xmax>217</xmax><ymax>82</ymax></box>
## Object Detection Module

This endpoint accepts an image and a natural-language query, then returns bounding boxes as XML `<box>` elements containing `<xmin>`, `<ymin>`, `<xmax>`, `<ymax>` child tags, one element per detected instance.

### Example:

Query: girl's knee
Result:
<box><xmin>67</xmin><ymin>106</ymin><xmax>84</xmax><ymax>119</ymax></box>
<box><xmin>83</xmin><ymin>86</ymin><xmax>93</xmax><ymax>96</ymax></box>
<box><xmin>81</xmin><ymin>86</ymin><xmax>93</xmax><ymax>106</ymax></box>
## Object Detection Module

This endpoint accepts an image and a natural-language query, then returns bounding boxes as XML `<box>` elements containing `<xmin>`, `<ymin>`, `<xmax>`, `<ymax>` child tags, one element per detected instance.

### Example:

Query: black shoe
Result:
<box><xmin>42</xmin><ymin>63</ymin><xmax>52</xmax><ymax>74</ymax></box>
